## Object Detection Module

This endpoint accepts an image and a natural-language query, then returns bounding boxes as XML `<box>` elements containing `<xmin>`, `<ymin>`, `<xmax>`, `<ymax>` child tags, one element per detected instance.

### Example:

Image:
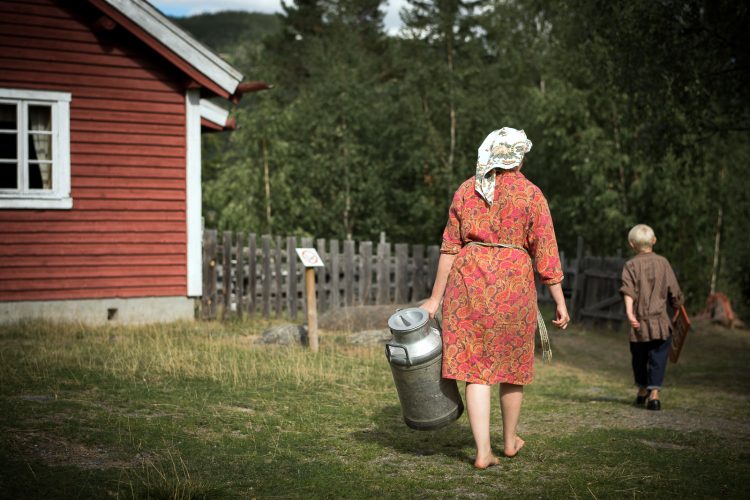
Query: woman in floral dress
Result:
<box><xmin>421</xmin><ymin>127</ymin><xmax>570</xmax><ymax>469</ymax></box>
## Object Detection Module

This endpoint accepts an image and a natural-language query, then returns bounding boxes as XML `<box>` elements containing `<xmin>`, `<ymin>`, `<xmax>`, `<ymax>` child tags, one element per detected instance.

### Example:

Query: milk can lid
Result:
<box><xmin>387</xmin><ymin>307</ymin><xmax>429</xmax><ymax>333</ymax></box>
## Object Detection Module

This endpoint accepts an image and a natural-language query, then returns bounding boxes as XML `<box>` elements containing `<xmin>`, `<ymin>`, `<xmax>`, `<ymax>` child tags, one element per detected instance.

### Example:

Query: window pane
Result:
<box><xmin>0</xmin><ymin>104</ymin><xmax>16</xmax><ymax>130</ymax></box>
<box><xmin>29</xmin><ymin>162</ymin><xmax>52</xmax><ymax>190</ymax></box>
<box><xmin>29</xmin><ymin>133</ymin><xmax>52</xmax><ymax>162</ymax></box>
<box><xmin>29</xmin><ymin>105</ymin><xmax>52</xmax><ymax>132</ymax></box>
<box><xmin>0</xmin><ymin>133</ymin><xmax>17</xmax><ymax>160</ymax></box>
<box><xmin>0</xmin><ymin>162</ymin><xmax>18</xmax><ymax>189</ymax></box>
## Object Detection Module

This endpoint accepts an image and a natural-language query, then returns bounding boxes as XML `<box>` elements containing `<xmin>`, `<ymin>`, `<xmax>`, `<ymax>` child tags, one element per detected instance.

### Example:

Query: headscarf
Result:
<box><xmin>475</xmin><ymin>127</ymin><xmax>533</xmax><ymax>205</ymax></box>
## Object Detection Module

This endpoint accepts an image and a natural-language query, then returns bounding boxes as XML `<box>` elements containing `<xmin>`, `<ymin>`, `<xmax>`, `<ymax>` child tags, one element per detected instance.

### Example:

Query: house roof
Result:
<box><xmin>88</xmin><ymin>0</ymin><xmax>245</xmax><ymax>100</ymax></box>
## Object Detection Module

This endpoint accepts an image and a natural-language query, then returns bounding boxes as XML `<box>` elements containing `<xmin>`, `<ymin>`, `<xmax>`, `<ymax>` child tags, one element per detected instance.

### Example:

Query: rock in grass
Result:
<box><xmin>258</xmin><ymin>324</ymin><xmax>308</xmax><ymax>345</ymax></box>
<box><xmin>349</xmin><ymin>329</ymin><xmax>393</xmax><ymax>345</ymax></box>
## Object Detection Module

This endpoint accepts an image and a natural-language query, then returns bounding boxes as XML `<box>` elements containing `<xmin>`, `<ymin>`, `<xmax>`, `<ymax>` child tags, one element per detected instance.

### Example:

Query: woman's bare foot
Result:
<box><xmin>504</xmin><ymin>436</ymin><xmax>525</xmax><ymax>457</ymax></box>
<box><xmin>474</xmin><ymin>453</ymin><xmax>500</xmax><ymax>469</ymax></box>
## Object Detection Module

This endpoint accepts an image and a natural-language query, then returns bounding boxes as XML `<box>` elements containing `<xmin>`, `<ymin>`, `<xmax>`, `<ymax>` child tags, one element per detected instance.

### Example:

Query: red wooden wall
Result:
<box><xmin>0</xmin><ymin>0</ymin><xmax>189</xmax><ymax>301</ymax></box>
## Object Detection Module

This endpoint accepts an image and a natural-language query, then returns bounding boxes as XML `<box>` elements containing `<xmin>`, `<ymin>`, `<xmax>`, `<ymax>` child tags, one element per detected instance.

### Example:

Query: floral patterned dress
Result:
<box><xmin>440</xmin><ymin>171</ymin><xmax>563</xmax><ymax>385</ymax></box>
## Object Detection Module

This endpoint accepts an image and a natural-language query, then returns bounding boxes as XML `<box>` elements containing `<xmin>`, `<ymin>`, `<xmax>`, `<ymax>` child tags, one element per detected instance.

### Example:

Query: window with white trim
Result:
<box><xmin>0</xmin><ymin>89</ymin><xmax>72</xmax><ymax>209</ymax></box>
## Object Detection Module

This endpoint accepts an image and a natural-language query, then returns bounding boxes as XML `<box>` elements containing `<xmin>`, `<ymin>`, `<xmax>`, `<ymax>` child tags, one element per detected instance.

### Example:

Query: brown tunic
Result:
<box><xmin>620</xmin><ymin>252</ymin><xmax>683</xmax><ymax>342</ymax></box>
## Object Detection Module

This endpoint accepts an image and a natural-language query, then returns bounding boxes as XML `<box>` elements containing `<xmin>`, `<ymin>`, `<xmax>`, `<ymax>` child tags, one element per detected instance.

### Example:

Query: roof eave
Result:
<box><xmin>89</xmin><ymin>0</ymin><xmax>244</xmax><ymax>99</ymax></box>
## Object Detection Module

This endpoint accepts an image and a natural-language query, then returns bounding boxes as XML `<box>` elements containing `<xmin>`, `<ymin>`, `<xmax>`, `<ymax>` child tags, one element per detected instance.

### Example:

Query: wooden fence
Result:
<box><xmin>201</xmin><ymin>231</ymin><xmax>627</xmax><ymax>328</ymax></box>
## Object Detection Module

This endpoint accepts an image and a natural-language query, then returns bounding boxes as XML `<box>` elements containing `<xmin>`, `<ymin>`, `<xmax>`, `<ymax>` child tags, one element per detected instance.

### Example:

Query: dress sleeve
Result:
<box><xmin>665</xmin><ymin>262</ymin><xmax>684</xmax><ymax>309</ymax></box>
<box><xmin>526</xmin><ymin>189</ymin><xmax>564</xmax><ymax>284</ymax></box>
<box><xmin>620</xmin><ymin>263</ymin><xmax>637</xmax><ymax>299</ymax></box>
<box><xmin>440</xmin><ymin>186</ymin><xmax>464</xmax><ymax>255</ymax></box>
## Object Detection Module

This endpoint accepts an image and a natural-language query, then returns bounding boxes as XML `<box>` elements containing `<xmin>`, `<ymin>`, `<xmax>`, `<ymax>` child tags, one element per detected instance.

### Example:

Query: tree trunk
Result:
<box><xmin>261</xmin><ymin>137</ymin><xmax>272</xmax><ymax>233</ymax></box>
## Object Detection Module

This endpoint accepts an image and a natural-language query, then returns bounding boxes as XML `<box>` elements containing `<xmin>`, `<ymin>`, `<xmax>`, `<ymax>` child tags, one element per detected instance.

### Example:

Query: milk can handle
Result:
<box><xmin>385</xmin><ymin>343</ymin><xmax>412</xmax><ymax>367</ymax></box>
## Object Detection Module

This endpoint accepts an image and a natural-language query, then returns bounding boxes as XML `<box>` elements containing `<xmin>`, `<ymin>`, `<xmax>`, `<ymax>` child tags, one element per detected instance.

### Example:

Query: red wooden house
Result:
<box><xmin>0</xmin><ymin>0</ymin><xmax>253</xmax><ymax>323</ymax></box>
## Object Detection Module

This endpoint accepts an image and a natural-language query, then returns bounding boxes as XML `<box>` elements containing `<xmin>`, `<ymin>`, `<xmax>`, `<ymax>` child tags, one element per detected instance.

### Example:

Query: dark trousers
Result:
<box><xmin>630</xmin><ymin>338</ymin><xmax>671</xmax><ymax>390</ymax></box>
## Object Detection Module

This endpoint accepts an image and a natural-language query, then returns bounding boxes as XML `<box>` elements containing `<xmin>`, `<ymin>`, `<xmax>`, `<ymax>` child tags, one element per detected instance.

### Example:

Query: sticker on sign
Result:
<box><xmin>295</xmin><ymin>248</ymin><xmax>325</xmax><ymax>267</ymax></box>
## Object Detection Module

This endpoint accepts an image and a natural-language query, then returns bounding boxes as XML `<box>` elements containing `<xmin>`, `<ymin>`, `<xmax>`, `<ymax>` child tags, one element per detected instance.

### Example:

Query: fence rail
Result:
<box><xmin>201</xmin><ymin>231</ymin><xmax>627</xmax><ymax>329</ymax></box>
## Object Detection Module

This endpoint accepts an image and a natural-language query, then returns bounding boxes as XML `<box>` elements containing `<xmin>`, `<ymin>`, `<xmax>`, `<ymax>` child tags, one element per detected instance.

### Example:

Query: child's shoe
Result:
<box><xmin>646</xmin><ymin>399</ymin><xmax>661</xmax><ymax>411</ymax></box>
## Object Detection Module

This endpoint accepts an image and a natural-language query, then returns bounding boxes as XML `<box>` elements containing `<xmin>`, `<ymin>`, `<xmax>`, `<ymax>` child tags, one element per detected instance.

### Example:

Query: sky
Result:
<box><xmin>150</xmin><ymin>0</ymin><xmax>408</xmax><ymax>33</ymax></box>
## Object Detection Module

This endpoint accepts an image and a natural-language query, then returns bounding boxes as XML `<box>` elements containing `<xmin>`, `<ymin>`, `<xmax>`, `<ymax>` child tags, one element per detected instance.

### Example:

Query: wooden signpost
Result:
<box><xmin>296</xmin><ymin>248</ymin><xmax>325</xmax><ymax>353</ymax></box>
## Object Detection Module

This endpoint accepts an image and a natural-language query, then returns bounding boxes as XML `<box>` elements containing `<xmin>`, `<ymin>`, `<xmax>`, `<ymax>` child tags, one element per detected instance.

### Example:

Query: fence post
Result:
<box><xmin>316</xmin><ymin>238</ymin><xmax>328</xmax><ymax>312</ymax></box>
<box><xmin>287</xmin><ymin>236</ymin><xmax>298</xmax><ymax>319</ymax></box>
<box><xmin>344</xmin><ymin>240</ymin><xmax>355</xmax><ymax>306</ymax></box>
<box><xmin>377</xmin><ymin>242</ymin><xmax>391</xmax><ymax>304</ymax></box>
<box><xmin>248</xmin><ymin>233</ymin><xmax>256</xmax><ymax>315</ymax></box>
<box><xmin>360</xmin><ymin>241</ymin><xmax>372</xmax><ymax>305</ymax></box>
<box><xmin>426</xmin><ymin>245</ymin><xmax>440</xmax><ymax>292</ymax></box>
<box><xmin>201</xmin><ymin>229</ymin><xmax>217</xmax><ymax>319</ymax></box>
<box><xmin>412</xmin><ymin>244</ymin><xmax>425</xmax><ymax>301</ymax></box>
<box><xmin>274</xmin><ymin>236</ymin><xmax>283</xmax><ymax>318</ymax></box>
<box><xmin>236</xmin><ymin>231</ymin><xmax>245</xmax><ymax>318</ymax></box>
<box><xmin>571</xmin><ymin>236</ymin><xmax>585</xmax><ymax>321</ymax></box>
<box><xmin>261</xmin><ymin>234</ymin><xmax>271</xmax><ymax>318</ymax></box>
<box><xmin>394</xmin><ymin>243</ymin><xmax>409</xmax><ymax>303</ymax></box>
<box><xmin>330</xmin><ymin>239</ymin><xmax>340</xmax><ymax>309</ymax></box>
<box><xmin>222</xmin><ymin>231</ymin><xmax>233</xmax><ymax>319</ymax></box>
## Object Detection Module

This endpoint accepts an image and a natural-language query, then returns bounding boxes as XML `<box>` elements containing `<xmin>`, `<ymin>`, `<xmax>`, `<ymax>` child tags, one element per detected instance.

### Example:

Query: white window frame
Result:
<box><xmin>0</xmin><ymin>88</ymin><xmax>72</xmax><ymax>209</ymax></box>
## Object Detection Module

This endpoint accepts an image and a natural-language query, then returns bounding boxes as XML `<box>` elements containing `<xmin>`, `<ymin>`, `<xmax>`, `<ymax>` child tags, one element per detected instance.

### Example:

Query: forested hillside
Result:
<box><xmin>175</xmin><ymin>1</ymin><xmax>750</xmax><ymax>314</ymax></box>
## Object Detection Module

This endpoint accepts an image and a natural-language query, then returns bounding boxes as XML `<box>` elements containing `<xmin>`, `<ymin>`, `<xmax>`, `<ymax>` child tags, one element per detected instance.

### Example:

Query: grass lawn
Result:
<box><xmin>0</xmin><ymin>311</ymin><xmax>749</xmax><ymax>499</ymax></box>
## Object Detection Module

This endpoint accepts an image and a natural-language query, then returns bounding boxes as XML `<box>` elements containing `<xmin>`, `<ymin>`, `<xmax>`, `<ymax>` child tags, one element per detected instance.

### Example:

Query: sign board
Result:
<box><xmin>669</xmin><ymin>305</ymin><xmax>691</xmax><ymax>363</ymax></box>
<box><xmin>295</xmin><ymin>248</ymin><xmax>325</xmax><ymax>268</ymax></box>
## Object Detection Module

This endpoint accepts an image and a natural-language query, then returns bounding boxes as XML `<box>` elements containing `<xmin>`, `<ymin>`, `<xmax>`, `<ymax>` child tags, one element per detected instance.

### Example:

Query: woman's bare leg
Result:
<box><xmin>500</xmin><ymin>383</ymin><xmax>525</xmax><ymax>457</ymax></box>
<box><xmin>466</xmin><ymin>382</ymin><xmax>499</xmax><ymax>468</ymax></box>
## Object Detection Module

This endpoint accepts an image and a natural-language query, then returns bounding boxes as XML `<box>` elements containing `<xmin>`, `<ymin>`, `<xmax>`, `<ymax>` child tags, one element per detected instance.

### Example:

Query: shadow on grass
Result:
<box><xmin>352</xmin><ymin>404</ymin><xmax>475</xmax><ymax>464</ymax></box>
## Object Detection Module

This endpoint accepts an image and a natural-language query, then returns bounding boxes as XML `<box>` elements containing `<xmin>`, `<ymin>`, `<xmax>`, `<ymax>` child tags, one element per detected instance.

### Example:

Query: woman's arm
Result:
<box><xmin>420</xmin><ymin>253</ymin><xmax>458</xmax><ymax>319</ymax></box>
<box><xmin>548</xmin><ymin>282</ymin><xmax>571</xmax><ymax>329</ymax></box>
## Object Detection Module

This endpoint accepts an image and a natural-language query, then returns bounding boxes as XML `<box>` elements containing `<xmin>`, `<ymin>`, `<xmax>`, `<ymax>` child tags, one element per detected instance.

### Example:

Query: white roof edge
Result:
<box><xmin>200</xmin><ymin>99</ymin><xmax>230</xmax><ymax>127</ymax></box>
<box><xmin>101</xmin><ymin>0</ymin><xmax>244</xmax><ymax>96</ymax></box>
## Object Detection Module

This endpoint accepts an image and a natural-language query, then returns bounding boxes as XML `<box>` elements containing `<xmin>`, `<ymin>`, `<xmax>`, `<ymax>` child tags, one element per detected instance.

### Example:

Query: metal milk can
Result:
<box><xmin>385</xmin><ymin>307</ymin><xmax>464</xmax><ymax>430</ymax></box>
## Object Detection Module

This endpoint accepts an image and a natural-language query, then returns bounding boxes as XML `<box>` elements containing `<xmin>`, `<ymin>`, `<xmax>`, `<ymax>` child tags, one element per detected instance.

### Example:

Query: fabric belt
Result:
<box><xmin>466</xmin><ymin>241</ymin><xmax>552</xmax><ymax>362</ymax></box>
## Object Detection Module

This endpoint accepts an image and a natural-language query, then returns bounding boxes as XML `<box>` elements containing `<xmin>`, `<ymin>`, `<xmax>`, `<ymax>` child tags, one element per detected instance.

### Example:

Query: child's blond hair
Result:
<box><xmin>628</xmin><ymin>224</ymin><xmax>656</xmax><ymax>251</ymax></box>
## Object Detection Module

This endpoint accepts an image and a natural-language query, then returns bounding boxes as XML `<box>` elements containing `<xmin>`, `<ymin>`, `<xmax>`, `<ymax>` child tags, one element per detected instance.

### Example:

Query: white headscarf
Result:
<box><xmin>475</xmin><ymin>127</ymin><xmax>533</xmax><ymax>205</ymax></box>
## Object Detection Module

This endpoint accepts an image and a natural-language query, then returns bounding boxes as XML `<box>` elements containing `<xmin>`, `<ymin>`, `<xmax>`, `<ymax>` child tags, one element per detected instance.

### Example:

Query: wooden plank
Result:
<box><xmin>426</xmin><ymin>245</ymin><xmax>440</xmax><ymax>292</ymax></box>
<box><xmin>330</xmin><ymin>239</ymin><xmax>340</xmax><ymax>309</ymax></box>
<box><xmin>261</xmin><ymin>235</ymin><xmax>271</xmax><ymax>319</ymax></box>
<box><xmin>412</xmin><ymin>244</ymin><xmax>425</xmax><ymax>301</ymax></box>
<box><xmin>579</xmin><ymin>310</ymin><xmax>625</xmax><ymax>321</ymax></box>
<box><xmin>571</xmin><ymin>236</ymin><xmax>585</xmax><ymax>321</ymax></box>
<box><xmin>0</xmin><ymin>210</ymin><xmax>183</xmax><ymax>222</ymax></box>
<box><xmin>377</xmin><ymin>242</ymin><xmax>390</xmax><ymax>305</ymax></box>
<box><xmin>275</xmin><ymin>236</ymin><xmax>283</xmax><ymax>318</ymax></box>
<box><xmin>0</xmin><ymin>68</ymin><xmax>179</xmax><ymax>92</ymax></box>
<box><xmin>0</xmin><ymin>255</ymin><xmax>182</xmax><ymax>267</ymax></box>
<box><xmin>201</xmin><ymin>229</ymin><xmax>217</xmax><ymax>320</ymax></box>
<box><xmin>0</xmin><ymin>275</ymin><xmax>184</xmax><ymax>291</ymax></box>
<box><xmin>222</xmin><ymin>231</ymin><xmax>232</xmax><ymax>319</ymax></box>
<box><xmin>71</xmin><ymin>143</ymin><xmax>184</xmax><ymax>158</ymax></box>
<box><xmin>344</xmin><ymin>240</ymin><xmax>355</xmax><ymax>307</ymax></box>
<box><xmin>582</xmin><ymin>294</ymin><xmax>623</xmax><ymax>313</ymax></box>
<box><xmin>72</xmin><ymin>154</ymin><xmax>185</xmax><ymax>168</ymax></box>
<box><xmin>0</xmin><ymin>286</ymin><xmax>186</xmax><ymax>302</ymax></box>
<box><xmin>359</xmin><ymin>241</ymin><xmax>372</xmax><ymax>305</ymax></box>
<box><xmin>1</xmin><ymin>265</ymin><xmax>184</xmax><ymax>280</ymax></box>
<box><xmin>248</xmin><ymin>233</ymin><xmax>257</xmax><ymax>315</ymax></box>
<box><xmin>0</xmin><ymin>220</ymin><xmax>184</xmax><ymax>233</ymax></box>
<box><xmin>1</xmin><ymin>232</ymin><xmax>185</xmax><ymax>245</ymax></box>
<box><xmin>287</xmin><ymin>236</ymin><xmax>297</xmax><ymax>320</ymax></box>
<box><xmin>73</xmin><ymin>166</ymin><xmax>184</xmax><ymax>179</ymax></box>
<box><xmin>316</xmin><ymin>238</ymin><xmax>328</xmax><ymax>312</ymax></box>
<box><xmin>0</xmin><ymin>243</ymin><xmax>186</xmax><ymax>256</ymax></box>
<box><xmin>235</xmin><ymin>231</ymin><xmax>245</xmax><ymax>319</ymax></box>
<box><xmin>394</xmin><ymin>244</ymin><xmax>409</xmax><ymax>303</ymax></box>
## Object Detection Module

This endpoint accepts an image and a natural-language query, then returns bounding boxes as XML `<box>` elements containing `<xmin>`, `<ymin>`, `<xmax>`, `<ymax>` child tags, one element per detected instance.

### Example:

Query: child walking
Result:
<box><xmin>620</xmin><ymin>224</ymin><xmax>683</xmax><ymax>411</ymax></box>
